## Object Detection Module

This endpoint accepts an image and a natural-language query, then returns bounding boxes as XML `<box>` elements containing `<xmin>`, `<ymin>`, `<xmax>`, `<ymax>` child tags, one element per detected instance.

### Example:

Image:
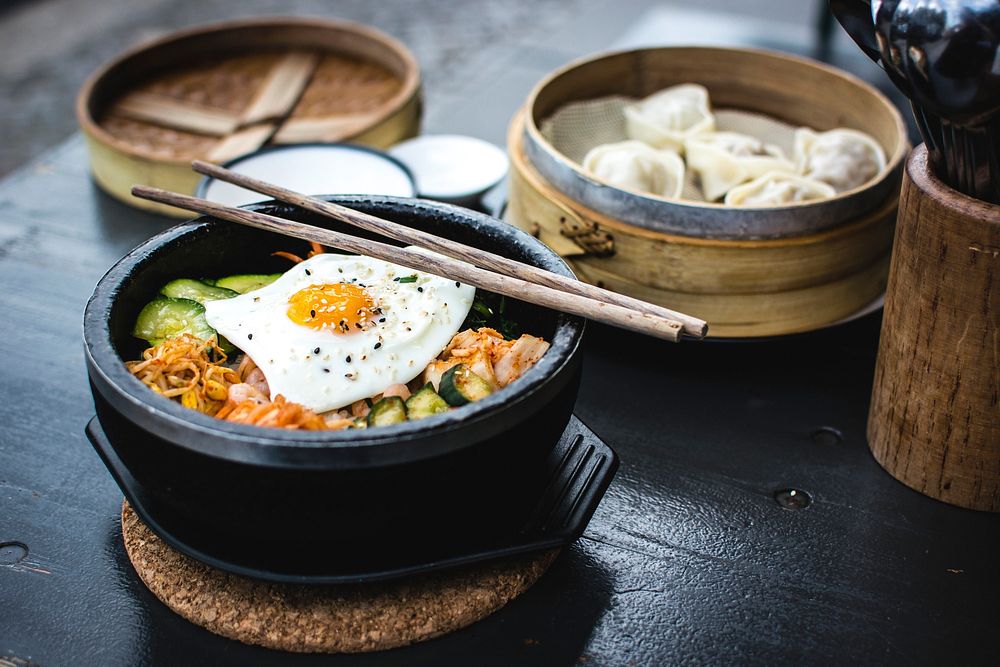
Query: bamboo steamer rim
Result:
<box><xmin>75</xmin><ymin>16</ymin><xmax>421</xmax><ymax>166</ymax></box>
<box><xmin>523</xmin><ymin>46</ymin><xmax>909</xmax><ymax>233</ymax></box>
<box><xmin>510</xmin><ymin>108</ymin><xmax>898</xmax><ymax>250</ymax></box>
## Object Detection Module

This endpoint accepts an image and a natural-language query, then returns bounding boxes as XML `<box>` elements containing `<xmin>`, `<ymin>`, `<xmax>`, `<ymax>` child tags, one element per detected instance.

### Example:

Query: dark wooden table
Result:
<box><xmin>2</xmin><ymin>7</ymin><xmax>998</xmax><ymax>665</ymax></box>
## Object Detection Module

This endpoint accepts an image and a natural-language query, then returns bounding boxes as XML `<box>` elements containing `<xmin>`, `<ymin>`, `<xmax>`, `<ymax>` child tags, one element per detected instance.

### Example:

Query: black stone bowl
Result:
<box><xmin>84</xmin><ymin>196</ymin><xmax>585</xmax><ymax>576</ymax></box>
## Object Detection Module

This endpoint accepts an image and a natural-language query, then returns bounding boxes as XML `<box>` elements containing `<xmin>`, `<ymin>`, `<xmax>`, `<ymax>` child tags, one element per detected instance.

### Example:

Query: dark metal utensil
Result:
<box><xmin>831</xmin><ymin>0</ymin><xmax>1000</xmax><ymax>203</ymax></box>
<box><xmin>831</xmin><ymin>0</ymin><xmax>914</xmax><ymax>96</ymax></box>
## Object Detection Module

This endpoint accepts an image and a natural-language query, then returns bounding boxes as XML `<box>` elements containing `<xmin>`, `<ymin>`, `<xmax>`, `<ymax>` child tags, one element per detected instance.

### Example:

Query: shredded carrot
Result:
<box><xmin>217</xmin><ymin>394</ymin><xmax>332</xmax><ymax>430</ymax></box>
<box><xmin>307</xmin><ymin>241</ymin><xmax>325</xmax><ymax>258</ymax></box>
<box><xmin>272</xmin><ymin>250</ymin><xmax>305</xmax><ymax>264</ymax></box>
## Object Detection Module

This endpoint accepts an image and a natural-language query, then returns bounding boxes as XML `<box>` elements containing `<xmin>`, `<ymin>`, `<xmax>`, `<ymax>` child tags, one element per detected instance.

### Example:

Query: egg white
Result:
<box><xmin>204</xmin><ymin>252</ymin><xmax>475</xmax><ymax>412</ymax></box>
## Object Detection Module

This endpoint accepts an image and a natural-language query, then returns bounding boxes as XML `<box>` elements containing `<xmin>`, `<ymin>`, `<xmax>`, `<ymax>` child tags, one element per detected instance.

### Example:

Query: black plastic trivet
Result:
<box><xmin>86</xmin><ymin>415</ymin><xmax>617</xmax><ymax>584</ymax></box>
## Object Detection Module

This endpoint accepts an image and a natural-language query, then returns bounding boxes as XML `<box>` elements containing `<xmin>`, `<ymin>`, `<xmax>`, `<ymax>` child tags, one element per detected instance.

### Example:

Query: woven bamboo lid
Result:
<box><xmin>76</xmin><ymin>17</ymin><xmax>422</xmax><ymax>216</ymax></box>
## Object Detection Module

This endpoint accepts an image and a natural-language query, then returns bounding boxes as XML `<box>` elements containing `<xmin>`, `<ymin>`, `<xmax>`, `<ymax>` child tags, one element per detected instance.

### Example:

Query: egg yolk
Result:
<box><xmin>287</xmin><ymin>283</ymin><xmax>376</xmax><ymax>333</ymax></box>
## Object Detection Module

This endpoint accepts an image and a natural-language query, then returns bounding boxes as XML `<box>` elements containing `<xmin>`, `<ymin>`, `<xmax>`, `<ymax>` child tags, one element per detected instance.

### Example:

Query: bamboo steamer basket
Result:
<box><xmin>77</xmin><ymin>17</ymin><xmax>422</xmax><ymax>217</ymax></box>
<box><xmin>506</xmin><ymin>47</ymin><xmax>909</xmax><ymax>338</ymax></box>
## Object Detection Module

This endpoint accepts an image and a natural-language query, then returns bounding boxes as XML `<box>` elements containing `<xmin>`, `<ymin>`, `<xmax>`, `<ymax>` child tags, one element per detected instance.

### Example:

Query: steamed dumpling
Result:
<box><xmin>794</xmin><ymin>128</ymin><xmax>886</xmax><ymax>192</ymax></box>
<box><xmin>724</xmin><ymin>171</ymin><xmax>836</xmax><ymax>206</ymax></box>
<box><xmin>685</xmin><ymin>132</ymin><xmax>796</xmax><ymax>201</ymax></box>
<box><xmin>624</xmin><ymin>84</ymin><xmax>715</xmax><ymax>153</ymax></box>
<box><xmin>582</xmin><ymin>140</ymin><xmax>685</xmax><ymax>199</ymax></box>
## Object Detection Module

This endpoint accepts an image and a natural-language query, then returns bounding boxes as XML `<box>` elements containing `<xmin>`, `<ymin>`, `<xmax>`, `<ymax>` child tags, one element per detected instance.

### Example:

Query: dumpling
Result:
<box><xmin>684</xmin><ymin>132</ymin><xmax>796</xmax><ymax>201</ymax></box>
<box><xmin>582</xmin><ymin>140</ymin><xmax>685</xmax><ymax>199</ymax></box>
<box><xmin>724</xmin><ymin>171</ymin><xmax>836</xmax><ymax>206</ymax></box>
<box><xmin>794</xmin><ymin>128</ymin><xmax>886</xmax><ymax>192</ymax></box>
<box><xmin>624</xmin><ymin>84</ymin><xmax>715</xmax><ymax>153</ymax></box>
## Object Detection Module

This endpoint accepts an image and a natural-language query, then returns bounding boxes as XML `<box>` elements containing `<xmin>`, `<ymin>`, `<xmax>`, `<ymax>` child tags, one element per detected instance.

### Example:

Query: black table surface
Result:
<box><xmin>3</xmin><ymin>14</ymin><xmax>999</xmax><ymax>665</ymax></box>
<box><xmin>3</xmin><ymin>142</ymin><xmax>998</xmax><ymax>667</ymax></box>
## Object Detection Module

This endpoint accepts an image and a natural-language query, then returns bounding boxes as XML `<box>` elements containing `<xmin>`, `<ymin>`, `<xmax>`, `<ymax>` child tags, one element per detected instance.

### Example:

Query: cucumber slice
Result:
<box><xmin>133</xmin><ymin>297</ymin><xmax>215</xmax><ymax>345</ymax></box>
<box><xmin>214</xmin><ymin>274</ymin><xmax>281</xmax><ymax>294</ymax></box>
<box><xmin>367</xmin><ymin>396</ymin><xmax>408</xmax><ymax>427</ymax></box>
<box><xmin>215</xmin><ymin>335</ymin><xmax>237</xmax><ymax>354</ymax></box>
<box><xmin>160</xmin><ymin>279</ymin><xmax>239</xmax><ymax>304</ymax></box>
<box><xmin>405</xmin><ymin>383</ymin><xmax>451</xmax><ymax>419</ymax></box>
<box><xmin>439</xmin><ymin>364</ymin><xmax>494</xmax><ymax>406</ymax></box>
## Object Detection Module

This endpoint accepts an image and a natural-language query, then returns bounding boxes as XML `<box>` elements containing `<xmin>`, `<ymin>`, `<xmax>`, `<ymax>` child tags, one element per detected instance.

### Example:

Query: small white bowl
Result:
<box><xmin>197</xmin><ymin>143</ymin><xmax>416</xmax><ymax>207</ymax></box>
<box><xmin>389</xmin><ymin>134</ymin><xmax>509</xmax><ymax>206</ymax></box>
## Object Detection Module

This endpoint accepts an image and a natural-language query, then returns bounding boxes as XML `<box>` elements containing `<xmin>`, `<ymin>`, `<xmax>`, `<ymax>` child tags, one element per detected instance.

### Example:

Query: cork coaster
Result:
<box><xmin>121</xmin><ymin>502</ymin><xmax>557</xmax><ymax>653</ymax></box>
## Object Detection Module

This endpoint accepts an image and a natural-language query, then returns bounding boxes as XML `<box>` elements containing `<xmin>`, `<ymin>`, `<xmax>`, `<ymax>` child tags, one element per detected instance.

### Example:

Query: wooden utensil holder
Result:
<box><xmin>868</xmin><ymin>144</ymin><xmax>999</xmax><ymax>512</ymax></box>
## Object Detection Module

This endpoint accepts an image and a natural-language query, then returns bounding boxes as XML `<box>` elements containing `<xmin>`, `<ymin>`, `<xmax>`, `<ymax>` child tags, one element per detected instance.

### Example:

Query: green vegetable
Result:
<box><xmin>134</xmin><ymin>297</ymin><xmax>214</xmax><ymax>345</ymax></box>
<box><xmin>395</xmin><ymin>275</ymin><xmax>418</xmax><ymax>284</ymax></box>
<box><xmin>439</xmin><ymin>364</ymin><xmax>494</xmax><ymax>406</ymax></box>
<box><xmin>213</xmin><ymin>273</ymin><xmax>281</xmax><ymax>294</ymax></box>
<box><xmin>464</xmin><ymin>293</ymin><xmax>520</xmax><ymax>340</ymax></box>
<box><xmin>367</xmin><ymin>396</ymin><xmax>408</xmax><ymax>427</ymax></box>
<box><xmin>405</xmin><ymin>383</ymin><xmax>451</xmax><ymax>419</ymax></box>
<box><xmin>133</xmin><ymin>296</ymin><xmax>235</xmax><ymax>353</ymax></box>
<box><xmin>160</xmin><ymin>279</ymin><xmax>239</xmax><ymax>304</ymax></box>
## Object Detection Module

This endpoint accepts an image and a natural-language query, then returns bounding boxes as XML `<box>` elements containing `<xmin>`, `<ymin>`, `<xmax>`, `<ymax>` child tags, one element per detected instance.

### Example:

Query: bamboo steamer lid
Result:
<box><xmin>76</xmin><ymin>17</ymin><xmax>422</xmax><ymax>217</ymax></box>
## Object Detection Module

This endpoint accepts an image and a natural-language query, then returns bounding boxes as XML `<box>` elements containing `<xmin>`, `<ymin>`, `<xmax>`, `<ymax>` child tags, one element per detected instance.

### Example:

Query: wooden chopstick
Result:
<box><xmin>131</xmin><ymin>185</ymin><xmax>687</xmax><ymax>343</ymax></box>
<box><xmin>190</xmin><ymin>160</ymin><xmax>708</xmax><ymax>339</ymax></box>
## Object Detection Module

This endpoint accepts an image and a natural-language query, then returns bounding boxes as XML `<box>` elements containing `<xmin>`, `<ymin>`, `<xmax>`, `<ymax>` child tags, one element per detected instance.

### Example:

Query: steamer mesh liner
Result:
<box><xmin>539</xmin><ymin>96</ymin><xmax>800</xmax><ymax>203</ymax></box>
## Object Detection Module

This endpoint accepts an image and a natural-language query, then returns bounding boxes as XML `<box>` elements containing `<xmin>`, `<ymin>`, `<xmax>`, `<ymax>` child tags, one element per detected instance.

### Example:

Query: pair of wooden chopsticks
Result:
<box><xmin>131</xmin><ymin>163</ymin><xmax>708</xmax><ymax>342</ymax></box>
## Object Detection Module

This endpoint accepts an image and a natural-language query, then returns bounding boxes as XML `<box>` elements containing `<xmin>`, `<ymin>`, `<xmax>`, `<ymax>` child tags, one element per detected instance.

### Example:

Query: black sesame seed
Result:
<box><xmin>374</xmin><ymin>342</ymin><xmax>382</xmax><ymax>350</ymax></box>
<box><xmin>313</xmin><ymin>347</ymin><xmax>320</xmax><ymax>354</ymax></box>
<box><xmin>417</xmin><ymin>286</ymin><xmax>424</xmax><ymax>293</ymax></box>
<box><xmin>322</xmin><ymin>368</ymin><xmax>330</xmax><ymax>373</ymax></box>
<box><xmin>455</xmin><ymin>282</ymin><xmax>461</xmax><ymax>287</ymax></box>
<box><xmin>378</xmin><ymin>317</ymin><xmax>386</xmax><ymax>323</ymax></box>
<box><xmin>305</xmin><ymin>269</ymin><xmax>312</xmax><ymax>276</ymax></box>
<box><xmin>248</xmin><ymin>333</ymin><xmax>253</xmax><ymax>340</ymax></box>
<box><xmin>345</xmin><ymin>355</ymin><xmax>352</xmax><ymax>363</ymax></box>
<box><xmin>310</xmin><ymin>309</ymin><xmax>316</xmax><ymax>318</ymax></box>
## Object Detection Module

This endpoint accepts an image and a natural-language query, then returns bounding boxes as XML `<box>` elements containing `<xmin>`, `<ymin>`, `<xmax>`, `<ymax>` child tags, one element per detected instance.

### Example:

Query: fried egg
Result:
<box><xmin>204</xmin><ymin>252</ymin><xmax>475</xmax><ymax>412</ymax></box>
